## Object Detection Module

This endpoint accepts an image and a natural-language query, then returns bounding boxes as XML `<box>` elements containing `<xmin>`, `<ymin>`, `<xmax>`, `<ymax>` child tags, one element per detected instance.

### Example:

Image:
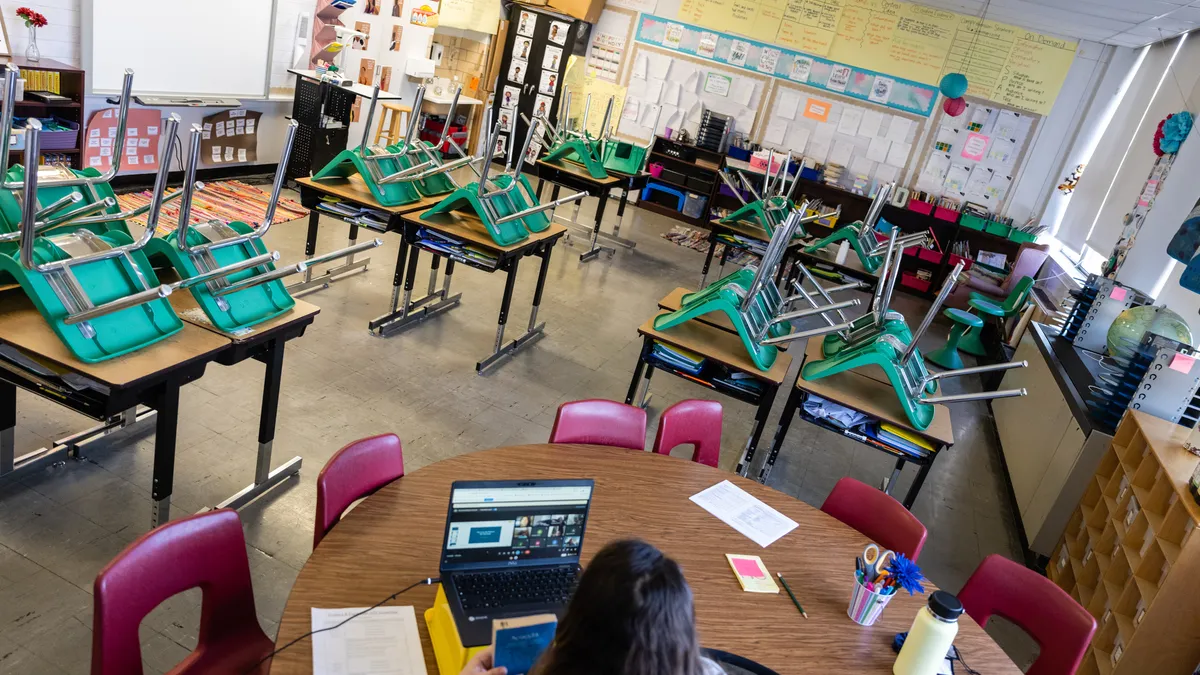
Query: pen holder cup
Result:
<box><xmin>848</xmin><ymin>573</ymin><xmax>895</xmax><ymax>626</ymax></box>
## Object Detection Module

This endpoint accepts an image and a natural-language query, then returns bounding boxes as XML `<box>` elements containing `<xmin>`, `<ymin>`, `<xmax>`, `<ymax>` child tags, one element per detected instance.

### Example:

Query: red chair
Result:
<box><xmin>652</xmin><ymin>399</ymin><xmax>722</xmax><ymax>468</ymax></box>
<box><xmin>549</xmin><ymin>399</ymin><xmax>647</xmax><ymax>450</ymax></box>
<box><xmin>958</xmin><ymin>554</ymin><xmax>1096</xmax><ymax>675</ymax></box>
<box><xmin>91</xmin><ymin>509</ymin><xmax>273</xmax><ymax>675</ymax></box>
<box><xmin>314</xmin><ymin>433</ymin><xmax>405</xmax><ymax>548</ymax></box>
<box><xmin>820</xmin><ymin>477</ymin><xmax>927</xmax><ymax>560</ymax></box>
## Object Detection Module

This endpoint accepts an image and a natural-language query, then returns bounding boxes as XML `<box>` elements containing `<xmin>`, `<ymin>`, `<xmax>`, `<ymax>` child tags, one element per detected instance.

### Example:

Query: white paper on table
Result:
<box><xmin>886</xmin><ymin>142</ymin><xmax>911</xmax><ymax>169</ymax></box>
<box><xmin>777</xmin><ymin>90</ymin><xmax>800</xmax><ymax>120</ymax></box>
<box><xmin>787</xmin><ymin>126</ymin><xmax>810</xmax><ymax>155</ymax></box>
<box><xmin>806</xmin><ymin>140</ymin><xmax>829</xmax><ymax>164</ymax></box>
<box><xmin>886</xmin><ymin>117</ymin><xmax>913</xmax><ymax>143</ymax></box>
<box><xmin>866</xmin><ymin>137</ymin><xmax>890</xmax><ymax>162</ymax></box>
<box><xmin>311</xmin><ymin>605</ymin><xmax>427</xmax><ymax>675</ymax></box>
<box><xmin>690</xmin><ymin>480</ymin><xmax>798</xmax><ymax>548</ymax></box>
<box><xmin>763</xmin><ymin>118</ymin><xmax>788</xmax><ymax>146</ymax></box>
<box><xmin>829</xmin><ymin>140</ymin><xmax>855</xmax><ymax>166</ymax></box>
<box><xmin>850</xmin><ymin>156</ymin><xmax>874</xmax><ymax>177</ymax></box>
<box><xmin>731</xmin><ymin>80</ymin><xmax>755</xmax><ymax>106</ymax></box>
<box><xmin>813</xmin><ymin>123</ymin><xmax>835</xmax><ymax>144</ymax></box>
<box><xmin>875</xmin><ymin>164</ymin><xmax>899</xmax><ymax>185</ymax></box>
<box><xmin>858</xmin><ymin>110</ymin><xmax>884</xmax><ymax>139</ymax></box>
<box><xmin>645</xmin><ymin>79</ymin><xmax>664</xmax><ymax>103</ymax></box>
<box><xmin>837</xmin><ymin>108</ymin><xmax>862</xmax><ymax>136</ymax></box>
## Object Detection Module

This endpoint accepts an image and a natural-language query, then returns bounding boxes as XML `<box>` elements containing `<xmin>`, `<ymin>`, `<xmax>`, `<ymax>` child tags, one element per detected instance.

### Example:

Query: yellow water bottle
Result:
<box><xmin>893</xmin><ymin>591</ymin><xmax>964</xmax><ymax>675</ymax></box>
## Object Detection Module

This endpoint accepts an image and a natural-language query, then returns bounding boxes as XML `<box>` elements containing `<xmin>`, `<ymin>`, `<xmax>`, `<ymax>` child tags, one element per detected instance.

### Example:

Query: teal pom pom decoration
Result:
<box><xmin>1161</xmin><ymin>111</ymin><xmax>1193</xmax><ymax>154</ymax></box>
<box><xmin>940</xmin><ymin>73</ymin><xmax>968</xmax><ymax>99</ymax></box>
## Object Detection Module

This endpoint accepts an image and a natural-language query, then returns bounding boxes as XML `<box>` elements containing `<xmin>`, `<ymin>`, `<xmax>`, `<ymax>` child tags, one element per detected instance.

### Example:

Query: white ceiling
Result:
<box><xmin>914</xmin><ymin>0</ymin><xmax>1200</xmax><ymax>47</ymax></box>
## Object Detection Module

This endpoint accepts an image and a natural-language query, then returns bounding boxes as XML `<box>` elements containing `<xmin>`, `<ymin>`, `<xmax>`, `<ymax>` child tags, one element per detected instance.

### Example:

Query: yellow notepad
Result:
<box><xmin>726</xmin><ymin>554</ymin><xmax>779</xmax><ymax>593</ymax></box>
<box><xmin>880</xmin><ymin>423</ymin><xmax>935</xmax><ymax>452</ymax></box>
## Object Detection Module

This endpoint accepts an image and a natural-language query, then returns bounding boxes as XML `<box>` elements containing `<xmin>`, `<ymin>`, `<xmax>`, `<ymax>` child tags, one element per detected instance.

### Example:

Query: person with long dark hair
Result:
<box><xmin>459</xmin><ymin>539</ymin><xmax>723</xmax><ymax>675</ymax></box>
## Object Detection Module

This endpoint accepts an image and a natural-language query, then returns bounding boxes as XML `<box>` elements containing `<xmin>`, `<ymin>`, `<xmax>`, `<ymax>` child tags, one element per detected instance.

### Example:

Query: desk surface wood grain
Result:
<box><xmin>269</xmin><ymin>445</ymin><xmax>1019</xmax><ymax>674</ymax></box>
<box><xmin>535</xmin><ymin>158</ymin><xmax>625</xmax><ymax>186</ymax></box>
<box><xmin>296</xmin><ymin>176</ymin><xmax>443</xmax><ymax>216</ymax></box>
<box><xmin>405</xmin><ymin>209</ymin><xmax>567</xmax><ymax>255</ymax></box>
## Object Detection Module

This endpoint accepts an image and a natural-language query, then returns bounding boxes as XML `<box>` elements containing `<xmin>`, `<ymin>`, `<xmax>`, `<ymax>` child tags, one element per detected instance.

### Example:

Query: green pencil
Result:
<box><xmin>777</xmin><ymin>573</ymin><xmax>808</xmax><ymax>619</ymax></box>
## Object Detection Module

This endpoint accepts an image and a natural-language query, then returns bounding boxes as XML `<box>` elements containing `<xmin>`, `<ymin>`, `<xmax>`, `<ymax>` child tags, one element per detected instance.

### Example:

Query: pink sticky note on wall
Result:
<box><xmin>1170</xmin><ymin>353</ymin><xmax>1195</xmax><ymax>374</ymax></box>
<box><xmin>731</xmin><ymin>557</ymin><xmax>765</xmax><ymax>578</ymax></box>
<box><xmin>1110</xmin><ymin>287</ymin><xmax>1127</xmax><ymax>301</ymax></box>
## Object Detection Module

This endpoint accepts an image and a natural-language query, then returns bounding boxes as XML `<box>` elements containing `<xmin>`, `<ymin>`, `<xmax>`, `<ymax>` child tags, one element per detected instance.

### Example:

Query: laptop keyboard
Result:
<box><xmin>455</xmin><ymin>566</ymin><xmax>579</xmax><ymax>611</ymax></box>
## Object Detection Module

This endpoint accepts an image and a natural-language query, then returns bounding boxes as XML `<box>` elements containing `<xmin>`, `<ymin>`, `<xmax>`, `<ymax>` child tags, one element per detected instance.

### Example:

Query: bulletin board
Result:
<box><xmin>912</xmin><ymin>98</ymin><xmax>1038</xmax><ymax>211</ymax></box>
<box><xmin>586</xmin><ymin>7</ymin><xmax>638</xmax><ymax>83</ymax></box>
<box><xmin>758</xmin><ymin>82</ymin><xmax>923</xmax><ymax>189</ymax></box>
<box><xmin>617</xmin><ymin>43</ymin><xmax>770</xmax><ymax>143</ymax></box>
<box><xmin>83</xmin><ymin>109</ymin><xmax>163</xmax><ymax>173</ymax></box>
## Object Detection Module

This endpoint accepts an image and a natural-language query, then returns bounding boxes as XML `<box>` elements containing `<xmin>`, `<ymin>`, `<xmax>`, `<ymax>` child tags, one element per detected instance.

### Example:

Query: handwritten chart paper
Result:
<box><xmin>691</xmin><ymin>481</ymin><xmax>798</xmax><ymax>547</ymax></box>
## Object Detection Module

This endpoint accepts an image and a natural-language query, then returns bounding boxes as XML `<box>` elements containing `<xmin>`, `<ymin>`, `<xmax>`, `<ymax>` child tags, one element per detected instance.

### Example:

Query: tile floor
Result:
<box><xmin>0</xmin><ymin>183</ymin><xmax>1033</xmax><ymax>673</ymax></box>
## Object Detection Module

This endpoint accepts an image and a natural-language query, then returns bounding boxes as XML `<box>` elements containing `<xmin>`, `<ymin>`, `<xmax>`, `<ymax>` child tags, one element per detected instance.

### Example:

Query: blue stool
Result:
<box><xmin>926</xmin><ymin>308</ymin><xmax>983</xmax><ymax>370</ymax></box>
<box><xmin>642</xmin><ymin>183</ymin><xmax>685</xmax><ymax>211</ymax></box>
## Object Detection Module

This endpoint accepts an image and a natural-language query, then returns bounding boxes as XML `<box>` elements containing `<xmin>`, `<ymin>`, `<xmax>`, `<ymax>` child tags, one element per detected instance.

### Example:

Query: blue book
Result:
<box><xmin>492</xmin><ymin>614</ymin><xmax>557</xmax><ymax>675</ymax></box>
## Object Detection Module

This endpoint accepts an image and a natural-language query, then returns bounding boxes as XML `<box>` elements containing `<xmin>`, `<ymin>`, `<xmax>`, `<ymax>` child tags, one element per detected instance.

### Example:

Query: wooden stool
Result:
<box><xmin>373</xmin><ymin>102</ymin><xmax>413</xmax><ymax>147</ymax></box>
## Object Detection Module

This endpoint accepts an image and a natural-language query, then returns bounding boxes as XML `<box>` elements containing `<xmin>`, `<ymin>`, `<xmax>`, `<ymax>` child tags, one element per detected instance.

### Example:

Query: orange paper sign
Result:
<box><xmin>803</xmin><ymin>100</ymin><xmax>830</xmax><ymax>122</ymax></box>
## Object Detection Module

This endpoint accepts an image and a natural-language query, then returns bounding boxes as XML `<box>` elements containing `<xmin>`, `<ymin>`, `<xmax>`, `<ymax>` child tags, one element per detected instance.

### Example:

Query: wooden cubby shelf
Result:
<box><xmin>1049</xmin><ymin>410</ymin><xmax>1200</xmax><ymax>674</ymax></box>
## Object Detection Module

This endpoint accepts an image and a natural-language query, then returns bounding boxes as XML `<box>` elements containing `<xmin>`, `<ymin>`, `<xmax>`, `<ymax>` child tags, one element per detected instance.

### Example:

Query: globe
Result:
<box><xmin>1106</xmin><ymin>305</ymin><xmax>1194</xmax><ymax>356</ymax></box>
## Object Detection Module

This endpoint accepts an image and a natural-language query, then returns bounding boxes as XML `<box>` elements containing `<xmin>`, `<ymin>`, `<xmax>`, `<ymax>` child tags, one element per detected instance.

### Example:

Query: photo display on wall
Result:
<box><xmin>489</xmin><ymin>7</ymin><xmax>584</xmax><ymax>165</ymax></box>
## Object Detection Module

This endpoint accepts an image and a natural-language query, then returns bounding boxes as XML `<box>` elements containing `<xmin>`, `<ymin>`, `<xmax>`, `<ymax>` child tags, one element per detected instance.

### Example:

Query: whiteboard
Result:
<box><xmin>83</xmin><ymin>0</ymin><xmax>277</xmax><ymax>98</ymax></box>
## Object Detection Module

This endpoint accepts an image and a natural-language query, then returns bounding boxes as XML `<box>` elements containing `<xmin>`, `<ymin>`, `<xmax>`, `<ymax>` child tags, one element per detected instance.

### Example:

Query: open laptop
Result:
<box><xmin>439</xmin><ymin>479</ymin><xmax>595</xmax><ymax>647</ymax></box>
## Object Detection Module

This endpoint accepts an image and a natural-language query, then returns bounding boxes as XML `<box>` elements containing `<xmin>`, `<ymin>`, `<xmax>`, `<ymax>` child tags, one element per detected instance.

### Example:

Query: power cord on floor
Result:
<box><xmin>242</xmin><ymin>576</ymin><xmax>440</xmax><ymax>674</ymax></box>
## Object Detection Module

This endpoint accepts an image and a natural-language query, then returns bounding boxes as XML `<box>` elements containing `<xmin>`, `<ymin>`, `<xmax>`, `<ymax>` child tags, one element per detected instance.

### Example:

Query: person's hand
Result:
<box><xmin>459</xmin><ymin>646</ymin><xmax>507</xmax><ymax>675</ymax></box>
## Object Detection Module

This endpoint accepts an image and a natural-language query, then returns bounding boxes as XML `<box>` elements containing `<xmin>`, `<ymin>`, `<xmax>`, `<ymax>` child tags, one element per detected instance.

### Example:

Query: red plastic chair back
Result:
<box><xmin>652</xmin><ymin>399</ymin><xmax>722</xmax><ymax>468</ymax></box>
<box><xmin>820</xmin><ymin>477</ymin><xmax>927</xmax><ymax>560</ymax></box>
<box><xmin>958</xmin><ymin>554</ymin><xmax>1096</xmax><ymax>675</ymax></box>
<box><xmin>91</xmin><ymin>509</ymin><xmax>272</xmax><ymax>675</ymax></box>
<box><xmin>314</xmin><ymin>433</ymin><xmax>405</xmax><ymax>548</ymax></box>
<box><xmin>549</xmin><ymin>399</ymin><xmax>647</xmax><ymax>450</ymax></box>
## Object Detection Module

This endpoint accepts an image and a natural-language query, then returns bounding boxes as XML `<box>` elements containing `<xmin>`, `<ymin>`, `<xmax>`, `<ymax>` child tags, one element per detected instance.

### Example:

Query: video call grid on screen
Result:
<box><xmin>443</xmin><ymin>485</ymin><xmax>591</xmax><ymax>565</ymax></box>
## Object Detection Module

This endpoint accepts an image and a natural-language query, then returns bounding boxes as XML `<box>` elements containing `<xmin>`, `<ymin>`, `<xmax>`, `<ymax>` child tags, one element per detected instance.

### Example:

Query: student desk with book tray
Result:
<box><xmin>293</xmin><ymin>176</ymin><xmax>442</xmax><ymax>296</ymax></box>
<box><xmin>625</xmin><ymin>308</ymin><xmax>792</xmax><ymax>478</ymax></box>
<box><xmin>0</xmin><ymin>291</ymin><xmax>318</xmax><ymax>527</ymax></box>
<box><xmin>533</xmin><ymin>159</ymin><xmax>649</xmax><ymax>263</ymax></box>
<box><xmin>383</xmin><ymin>209</ymin><xmax>567</xmax><ymax>373</ymax></box>
<box><xmin>793</xmin><ymin>242</ymin><xmax>881</xmax><ymax>290</ymax></box>
<box><xmin>699</xmin><ymin>217</ymin><xmax>808</xmax><ymax>289</ymax></box>
<box><xmin>759</xmin><ymin>338</ymin><xmax>954</xmax><ymax>508</ymax></box>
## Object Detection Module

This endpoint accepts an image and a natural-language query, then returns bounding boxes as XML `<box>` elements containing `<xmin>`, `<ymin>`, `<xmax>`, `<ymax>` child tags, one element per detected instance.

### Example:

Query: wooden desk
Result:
<box><xmin>292</xmin><ymin>176</ymin><xmax>442</xmax><ymax>296</ymax></box>
<box><xmin>268</xmin><ymin>445</ymin><xmax>1021</xmax><ymax>675</ymax></box>
<box><xmin>795</xmin><ymin>243</ymin><xmax>880</xmax><ymax>289</ymax></box>
<box><xmin>758</xmin><ymin>338</ymin><xmax>954</xmax><ymax>508</ymax></box>
<box><xmin>627</xmin><ymin>313</ymin><xmax>791</xmax><ymax>476</ymax></box>
<box><xmin>0</xmin><ymin>293</ymin><xmax>229</xmax><ymax>526</ymax></box>
<box><xmin>658</xmin><ymin>287</ymin><xmax>735</xmax><ymax>334</ymax></box>
<box><xmin>372</xmin><ymin>209</ymin><xmax>566</xmax><ymax>373</ymax></box>
<box><xmin>699</xmin><ymin>216</ymin><xmax>808</xmax><ymax>289</ymax></box>
<box><xmin>533</xmin><ymin>158</ymin><xmax>649</xmax><ymax>262</ymax></box>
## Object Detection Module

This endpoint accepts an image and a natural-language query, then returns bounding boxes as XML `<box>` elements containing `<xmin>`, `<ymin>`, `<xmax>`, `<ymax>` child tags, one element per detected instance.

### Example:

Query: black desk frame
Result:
<box><xmin>624</xmin><ymin>335</ymin><xmax>779</xmax><ymax>479</ymax></box>
<box><xmin>292</xmin><ymin>182</ymin><xmax>391</xmax><ymax>295</ymax></box>
<box><xmin>370</xmin><ymin>214</ymin><xmax>564</xmax><ymax>374</ymax></box>
<box><xmin>534</xmin><ymin>163</ymin><xmax>648</xmax><ymax>263</ymax></box>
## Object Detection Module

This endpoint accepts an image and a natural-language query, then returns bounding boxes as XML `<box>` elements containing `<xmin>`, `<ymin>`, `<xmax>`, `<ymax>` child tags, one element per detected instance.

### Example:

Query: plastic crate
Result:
<box><xmin>15</xmin><ymin>116</ymin><xmax>77</xmax><ymax>150</ymax></box>
<box><xmin>1009</xmin><ymin>229</ymin><xmax>1037</xmax><ymax>244</ymax></box>
<box><xmin>985</xmin><ymin>221</ymin><xmax>1012</xmax><ymax>237</ymax></box>
<box><xmin>908</xmin><ymin>200</ymin><xmax>934</xmax><ymax>216</ymax></box>
<box><xmin>682</xmin><ymin>193</ymin><xmax>708</xmax><ymax>218</ymax></box>
<box><xmin>946</xmin><ymin>253</ymin><xmax>974</xmax><ymax>272</ymax></box>
<box><xmin>960</xmin><ymin>213</ymin><xmax>988</xmax><ymax>231</ymax></box>
<box><xmin>727</xmin><ymin>146</ymin><xmax>751</xmax><ymax>161</ymax></box>
<box><xmin>900</xmin><ymin>271</ymin><xmax>932</xmax><ymax>292</ymax></box>
<box><xmin>933</xmin><ymin>206</ymin><xmax>960</xmax><ymax>222</ymax></box>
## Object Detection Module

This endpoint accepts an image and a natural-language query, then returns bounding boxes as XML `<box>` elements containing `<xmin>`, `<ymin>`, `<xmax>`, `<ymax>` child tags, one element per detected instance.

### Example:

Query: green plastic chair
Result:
<box><xmin>958</xmin><ymin>276</ymin><xmax>1035</xmax><ymax>357</ymax></box>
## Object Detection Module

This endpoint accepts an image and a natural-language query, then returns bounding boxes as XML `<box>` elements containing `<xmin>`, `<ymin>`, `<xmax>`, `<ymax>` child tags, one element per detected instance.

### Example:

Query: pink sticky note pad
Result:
<box><xmin>1170</xmin><ymin>353</ymin><xmax>1195</xmax><ymax>374</ymax></box>
<box><xmin>732</xmin><ymin>557</ymin><xmax>765</xmax><ymax>578</ymax></box>
<box><xmin>1110</xmin><ymin>287</ymin><xmax>1127</xmax><ymax>301</ymax></box>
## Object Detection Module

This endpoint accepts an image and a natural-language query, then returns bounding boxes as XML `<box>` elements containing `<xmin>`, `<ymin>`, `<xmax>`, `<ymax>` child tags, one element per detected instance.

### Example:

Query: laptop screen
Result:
<box><xmin>441</xmin><ymin>480</ymin><xmax>594</xmax><ymax>569</ymax></box>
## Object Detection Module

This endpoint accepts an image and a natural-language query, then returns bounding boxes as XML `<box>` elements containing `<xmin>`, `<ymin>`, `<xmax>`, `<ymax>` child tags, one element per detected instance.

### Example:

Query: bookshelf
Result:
<box><xmin>1048</xmin><ymin>410</ymin><xmax>1200</xmax><ymax>674</ymax></box>
<box><xmin>4</xmin><ymin>56</ymin><xmax>85</xmax><ymax>170</ymax></box>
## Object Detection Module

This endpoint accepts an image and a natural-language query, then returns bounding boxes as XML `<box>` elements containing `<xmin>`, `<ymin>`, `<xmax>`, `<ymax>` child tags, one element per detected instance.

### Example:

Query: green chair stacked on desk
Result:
<box><xmin>800</xmin><ymin>258</ymin><xmax>1030</xmax><ymax>431</ymax></box>
<box><xmin>148</xmin><ymin>120</ymin><xmax>381</xmax><ymax>333</ymax></box>
<box><xmin>313</xmin><ymin>85</ymin><xmax>480</xmax><ymax>207</ymax></box>
<box><xmin>537</xmin><ymin>91</ymin><xmax>623</xmax><ymax>180</ymax></box>
<box><xmin>717</xmin><ymin>153</ymin><xmax>800</xmax><ymax>237</ymax></box>
<box><xmin>958</xmin><ymin>276</ymin><xmax>1035</xmax><ymax>357</ymax></box>
<box><xmin>802</xmin><ymin>184</ymin><xmax>930</xmax><ymax>274</ymax></box>
<box><xmin>0</xmin><ymin>70</ymin><xmax>187</xmax><ymax>363</ymax></box>
<box><xmin>653</xmin><ymin>203</ymin><xmax>863</xmax><ymax>371</ymax></box>
<box><xmin>422</xmin><ymin>114</ymin><xmax>587</xmax><ymax>246</ymax></box>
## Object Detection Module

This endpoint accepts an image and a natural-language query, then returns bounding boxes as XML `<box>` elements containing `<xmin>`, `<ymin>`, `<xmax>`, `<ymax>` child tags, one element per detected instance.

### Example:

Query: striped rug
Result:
<box><xmin>114</xmin><ymin>180</ymin><xmax>308</xmax><ymax>236</ymax></box>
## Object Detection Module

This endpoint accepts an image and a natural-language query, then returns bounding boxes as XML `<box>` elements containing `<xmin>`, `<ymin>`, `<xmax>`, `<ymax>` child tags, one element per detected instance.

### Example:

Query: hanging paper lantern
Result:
<box><xmin>1160</xmin><ymin>111</ymin><xmax>1193</xmax><ymax>154</ymax></box>
<box><xmin>943</xmin><ymin>97</ymin><xmax>967</xmax><ymax>117</ymax></box>
<box><xmin>939</xmin><ymin>73</ymin><xmax>968</xmax><ymax>99</ymax></box>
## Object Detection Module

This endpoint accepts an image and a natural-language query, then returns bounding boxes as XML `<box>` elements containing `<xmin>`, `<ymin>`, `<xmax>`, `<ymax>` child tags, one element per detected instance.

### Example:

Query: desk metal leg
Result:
<box><xmin>580</xmin><ymin>194</ymin><xmax>615</xmax><ymax>262</ymax></box>
<box><xmin>216</xmin><ymin>338</ymin><xmax>303</xmax><ymax>512</ymax></box>
<box><xmin>372</xmin><ymin>243</ymin><xmax>463</xmax><ymax>336</ymax></box>
<box><xmin>478</xmin><ymin>251</ymin><xmax>546</xmax><ymax>373</ymax></box>
<box><xmin>151</xmin><ymin>382</ymin><xmax>181</xmax><ymax>527</ymax></box>
<box><xmin>288</xmin><ymin>211</ymin><xmax>372</xmax><ymax>296</ymax></box>
<box><xmin>700</xmin><ymin>235</ymin><xmax>719</xmax><ymax>288</ymax></box>
<box><xmin>537</xmin><ymin>179</ymin><xmax>545</xmax><ymax>201</ymax></box>
<box><xmin>0</xmin><ymin>381</ymin><xmax>13</xmax><ymax>474</ymax></box>
<box><xmin>902</xmin><ymin>459</ymin><xmax>933</xmax><ymax>510</ymax></box>
<box><xmin>715</xmin><ymin>241</ymin><xmax>730</xmax><ymax>282</ymax></box>
<box><xmin>758</xmin><ymin>386</ymin><xmax>803</xmax><ymax>483</ymax></box>
<box><xmin>625</xmin><ymin>338</ymin><xmax>652</xmax><ymax>404</ymax></box>
<box><xmin>735</xmin><ymin>385</ymin><xmax>776</xmax><ymax>478</ymax></box>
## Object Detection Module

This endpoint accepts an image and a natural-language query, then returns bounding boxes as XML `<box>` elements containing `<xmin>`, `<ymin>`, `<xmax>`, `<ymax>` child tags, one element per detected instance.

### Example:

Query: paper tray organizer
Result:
<box><xmin>424</xmin><ymin>585</ymin><xmax>486</xmax><ymax>675</ymax></box>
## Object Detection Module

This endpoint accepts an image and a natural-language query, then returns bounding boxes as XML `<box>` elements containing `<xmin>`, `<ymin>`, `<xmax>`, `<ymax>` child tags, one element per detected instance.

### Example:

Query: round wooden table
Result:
<box><xmin>270</xmin><ymin>445</ymin><xmax>1021</xmax><ymax>674</ymax></box>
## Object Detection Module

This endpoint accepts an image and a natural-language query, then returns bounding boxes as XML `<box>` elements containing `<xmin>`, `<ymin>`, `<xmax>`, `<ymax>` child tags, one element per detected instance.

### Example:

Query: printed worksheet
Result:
<box><xmin>690</xmin><ymin>481</ymin><xmax>798</xmax><ymax>548</ymax></box>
